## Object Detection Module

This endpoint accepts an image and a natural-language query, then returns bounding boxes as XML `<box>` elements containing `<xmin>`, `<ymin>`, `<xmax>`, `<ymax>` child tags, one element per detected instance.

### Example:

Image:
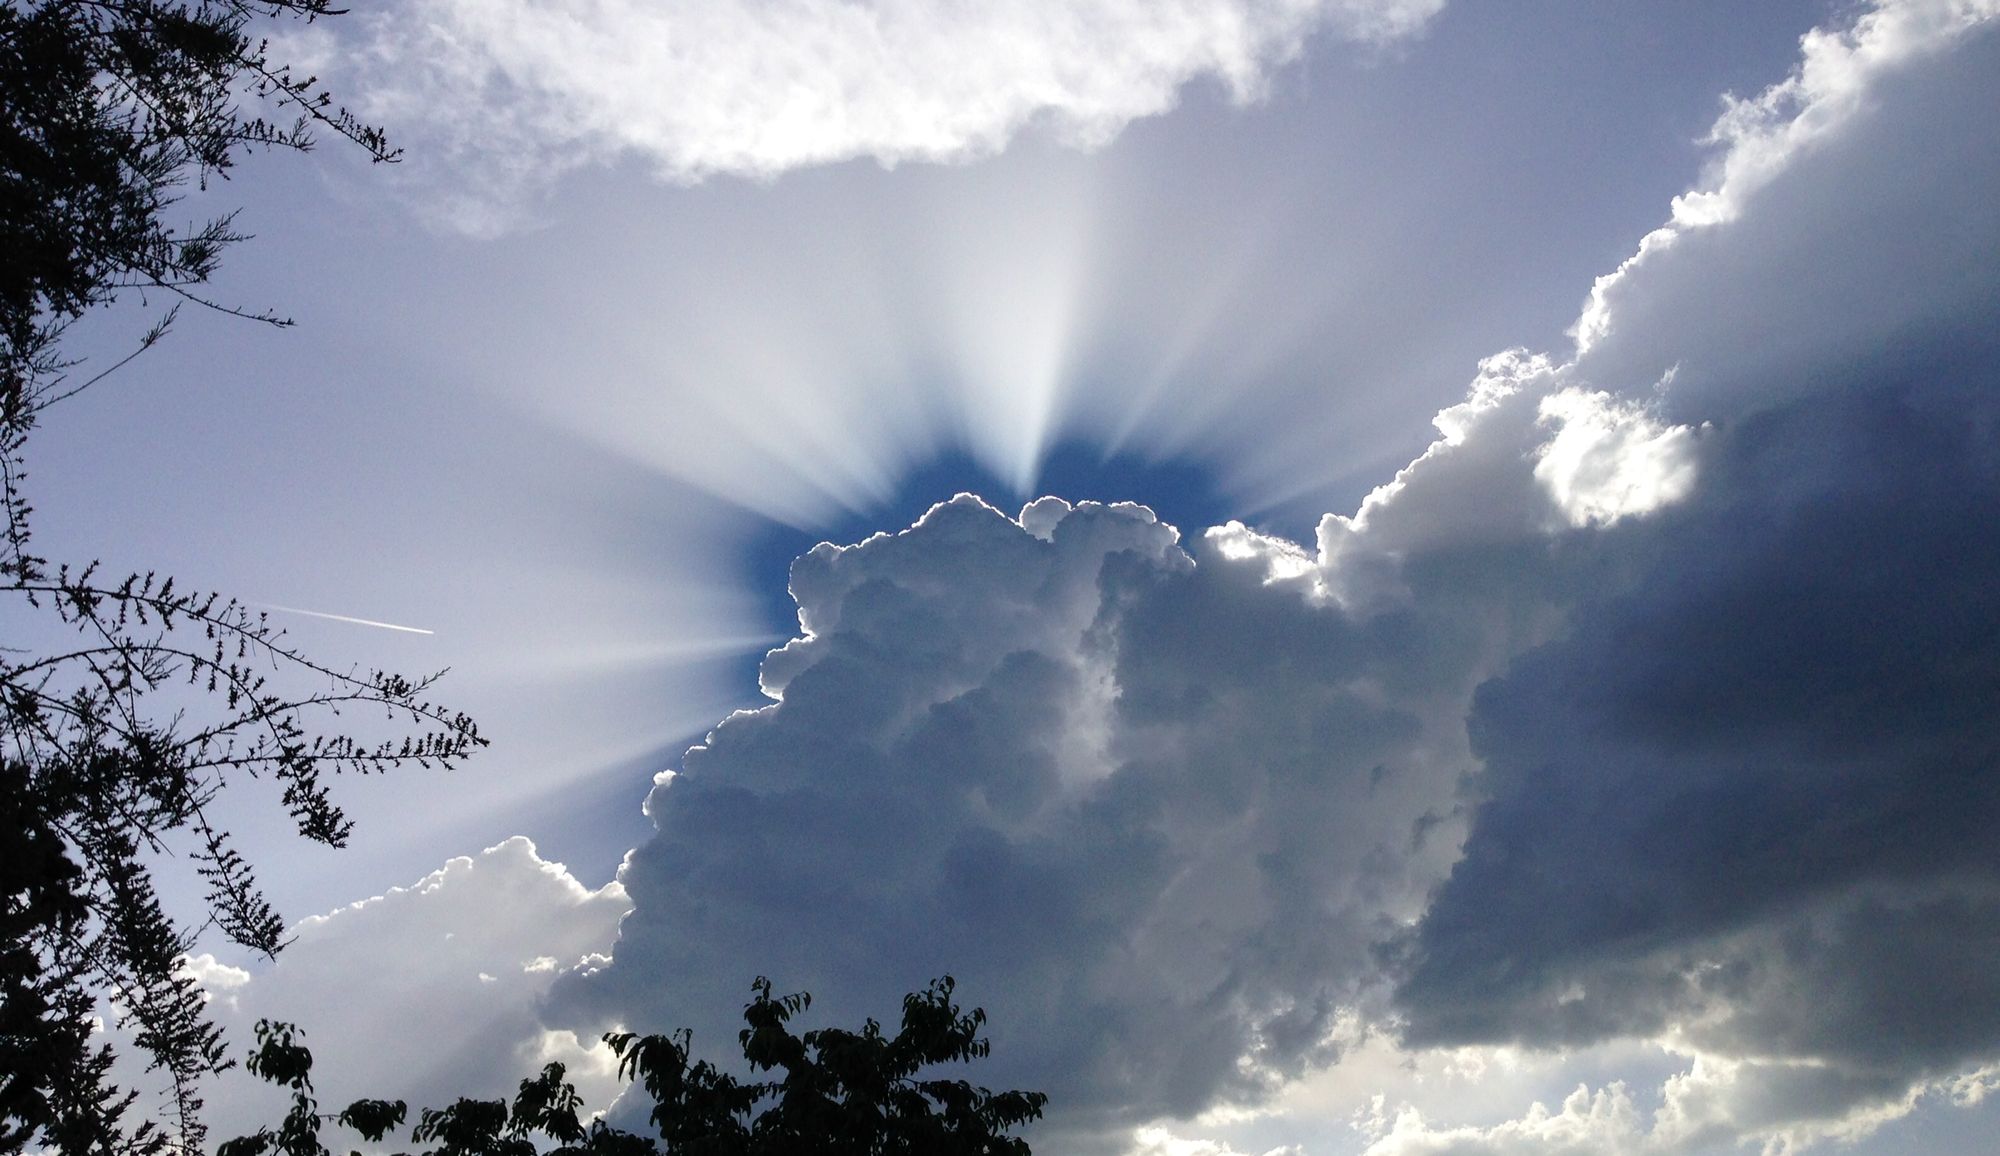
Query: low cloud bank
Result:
<box><xmin>189</xmin><ymin>838</ymin><xmax>629</xmax><ymax>1142</ymax></box>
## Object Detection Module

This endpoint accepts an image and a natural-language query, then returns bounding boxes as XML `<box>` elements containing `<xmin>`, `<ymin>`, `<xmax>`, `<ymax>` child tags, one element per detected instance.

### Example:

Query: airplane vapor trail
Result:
<box><xmin>255</xmin><ymin>603</ymin><xmax>436</xmax><ymax>635</ymax></box>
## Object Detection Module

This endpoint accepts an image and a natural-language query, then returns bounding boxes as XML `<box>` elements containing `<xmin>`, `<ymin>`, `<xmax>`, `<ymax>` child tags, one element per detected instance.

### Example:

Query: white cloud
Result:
<box><xmin>327</xmin><ymin>0</ymin><xmax>1442</xmax><ymax>228</ymax></box>
<box><xmin>1570</xmin><ymin>0</ymin><xmax>2000</xmax><ymax>356</ymax></box>
<box><xmin>1531</xmin><ymin>389</ymin><xmax>1700</xmax><ymax>529</ymax></box>
<box><xmin>549</xmin><ymin>493</ymin><xmax>1489</xmax><ymax>1134</ymax></box>
<box><xmin>1131</xmin><ymin>1124</ymin><xmax>1302</xmax><ymax>1156</ymax></box>
<box><xmin>178</xmin><ymin>953</ymin><xmax>252</xmax><ymax>997</ymax></box>
<box><xmin>1569</xmin><ymin>0</ymin><xmax>2000</xmax><ymax>420</ymax></box>
<box><xmin>191</xmin><ymin>838</ymin><xmax>629</xmax><ymax>1143</ymax></box>
<box><xmin>1337</xmin><ymin>1054</ymin><xmax>2000</xmax><ymax>1156</ymax></box>
<box><xmin>1357</xmin><ymin>1083</ymin><xmax>1650</xmax><ymax>1156</ymax></box>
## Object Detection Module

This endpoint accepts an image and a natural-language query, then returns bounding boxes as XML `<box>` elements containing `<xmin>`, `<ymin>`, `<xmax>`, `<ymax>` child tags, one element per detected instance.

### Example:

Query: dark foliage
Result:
<box><xmin>0</xmin><ymin>3</ymin><xmax>477</xmax><ymax>1154</ymax></box>
<box><xmin>224</xmin><ymin>978</ymin><xmax>1049</xmax><ymax>1156</ymax></box>
<box><xmin>1</xmin><ymin>0</ymin><xmax>395</xmax><ymax>391</ymax></box>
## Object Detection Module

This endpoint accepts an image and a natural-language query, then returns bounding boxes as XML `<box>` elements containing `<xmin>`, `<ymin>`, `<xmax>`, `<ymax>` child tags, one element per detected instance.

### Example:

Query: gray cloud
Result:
<box><xmin>1383</xmin><ymin>13</ymin><xmax>2000</xmax><ymax>1131</ymax></box>
<box><xmin>1366</xmin><ymin>14</ymin><xmax>2000</xmax><ymax>1144</ymax></box>
<box><xmin>1397</xmin><ymin>374</ymin><xmax>2000</xmax><ymax>1064</ymax></box>
<box><xmin>551</xmin><ymin>496</ymin><xmax>1474</xmax><ymax>1140</ymax></box>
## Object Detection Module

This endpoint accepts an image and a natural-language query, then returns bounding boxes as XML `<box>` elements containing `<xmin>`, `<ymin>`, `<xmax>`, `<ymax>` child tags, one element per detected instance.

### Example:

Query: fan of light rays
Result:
<box><xmin>482</xmin><ymin>140</ymin><xmax>1433</xmax><ymax>543</ymax></box>
<box><xmin>403</xmin><ymin>117</ymin><xmax>1535</xmax><ymax>865</ymax></box>
<box><xmin>501</xmin><ymin>174</ymin><xmax>1100</xmax><ymax>526</ymax></box>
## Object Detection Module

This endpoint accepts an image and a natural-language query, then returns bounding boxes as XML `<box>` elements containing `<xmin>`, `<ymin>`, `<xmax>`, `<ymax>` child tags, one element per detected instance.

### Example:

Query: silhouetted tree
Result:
<box><xmin>1</xmin><ymin>0</ymin><xmax>395</xmax><ymax>390</ymax></box>
<box><xmin>221</xmin><ymin>978</ymin><xmax>1049</xmax><ymax>1156</ymax></box>
<box><xmin>0</xmin><ymin>3</ymin><xmax>478</xmax><ymax>1154</ymax></box>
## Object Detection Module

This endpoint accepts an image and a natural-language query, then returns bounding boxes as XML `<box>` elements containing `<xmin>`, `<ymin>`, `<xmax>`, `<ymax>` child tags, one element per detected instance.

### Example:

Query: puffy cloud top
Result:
<box><xmin>548</xmin><ymin>492</ymin><xmax>1524</xmax><ymax>1144</ymax></box>
<box><xmin>190</xmin><ymin>839</ymin><xmax>630</xmax><ymax>1142</ymax></box>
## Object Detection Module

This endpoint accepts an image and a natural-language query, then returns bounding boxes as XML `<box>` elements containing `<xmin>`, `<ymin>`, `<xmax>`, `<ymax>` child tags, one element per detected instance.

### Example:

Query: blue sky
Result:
<box><xmin>32</xmin><ymin>1</ymin><xmax>2000</xmax><ymax>1152</ymax></box>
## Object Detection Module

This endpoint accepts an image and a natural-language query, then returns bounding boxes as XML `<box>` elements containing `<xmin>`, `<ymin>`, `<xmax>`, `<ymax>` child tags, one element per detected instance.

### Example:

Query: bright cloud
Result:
<box><xmin>1132</xmin><ymin>1124</ymin><xmax>1303</xmax><ymax>1156</ymax></box>
<box><xmin>189</xmin><ymin>838</ymin><xmax>630</xmax><ymax>1143</ymax></box>
<box><xmin>1569</xmin><ymin>0</ymin><xmax>2000</xmax><ymax>422</ymax></box>
<box><xmin>327</xmin><ymin>0</ymin><xmax>1442</xmax><ymax>228</ymax></box>
<box><xmin>550</xmin><ymin>493</ymin><xmax>1479</xmax><ymax>1146</ymax></box>
<box><xmin>1570</xmin><ymin>0</ymin><xmax>2000</xmax><ymax>355</ymax></box>
<box><xmin>1531</xmin><ymin>389</ymin><xmax>1700</xmax><ymax>529</ymax></box>
<box><xmin>1356</xmin><ymin>1083</ymin><xmax>1652</xmax><ymax>1156</ymax></box>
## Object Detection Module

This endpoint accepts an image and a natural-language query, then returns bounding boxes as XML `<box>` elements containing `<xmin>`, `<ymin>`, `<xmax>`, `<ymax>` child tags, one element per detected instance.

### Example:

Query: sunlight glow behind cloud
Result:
<box><xmin>454</xmin><ymin>0</ymin><xmax>1999</xmax><ymax>538</ymax></box>
<box><xmin>543</xmin><ymin>6</ymin><xmax>2000</xmax><ymax>1152</ymax></box>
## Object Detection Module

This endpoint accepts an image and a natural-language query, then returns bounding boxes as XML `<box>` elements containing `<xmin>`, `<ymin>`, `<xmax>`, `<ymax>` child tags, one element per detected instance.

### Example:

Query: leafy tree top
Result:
<box><xmin>222</xmin><ymin>977</ymin><xmax>1049</xmax><ymax>1156</ymax></box>
<box><xmin>2</xmin><ymin>0</ymin><xmax>396</xmax><ymax>395</ymax></box>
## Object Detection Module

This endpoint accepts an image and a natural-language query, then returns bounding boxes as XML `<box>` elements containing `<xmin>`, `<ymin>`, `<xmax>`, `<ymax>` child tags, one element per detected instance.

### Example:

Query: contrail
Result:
<box><xmin>254</xmin><ymin>603</ymin><xmax>435</xmax><ymax>635</ymax></box>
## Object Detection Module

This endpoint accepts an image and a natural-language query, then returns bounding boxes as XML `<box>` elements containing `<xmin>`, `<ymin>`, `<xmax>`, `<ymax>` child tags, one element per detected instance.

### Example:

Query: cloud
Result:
<box><xmin>543</xmin><ymin>5</ymin><xmax>2000</xmax><ymax>1152</ymax></box>
<box><xmin>1569</xmin><ymin>0</ymin><xmax>2000</xmax><ymax>420</ymax></box>
<box><xmin>1131</xmin><ymin>1125</ymin><xmax>1302</xmax><ymax>1156</ymax></box>
<box><xmin>1355</xmin><ymin>1083</ymin><xmax>1651</xmax><ymax>1156</ymax></box>
<box><xmin>187</xmin><ymin>838</ymin><xmax>629</xmax><ymax>1142</ymax></box>
<box><xmin>1345</xmin><ymin>1056</ymin><xmax>1996</xmax><ymax>1156</ymax></box>
<box><xmin>1360</xmin><ymin>2</ymin><xmax>2000</xmax><ymax>1147</ymax></box>
<box><xmin>208</xmin><ymin>2</ymin><xmax>2000</xmax><ymax>1153</ymax></box>
<box><xmin>1568</xmin><ymin>0</ymin><xmax>2000</xmax><ymax>355</ymax></box>
<box><xmin>544</xmin><ymin>492</ymin><xmax>1500</xmax><ymax>1147</ymax></box>
<box><xmin>1530</xmin><ymin>389</ymin><xmax>1700</xmax><ymax>530</ymax></box>
<box><xmin>318</xmin><ymin>0</ymin><xmax>1442</xmax><ymax>228</ymax></box>
<box><xmin>1386</xmin><ymin>370</ymin><xmax>2000</xmax><ymax>1145</ymax></box>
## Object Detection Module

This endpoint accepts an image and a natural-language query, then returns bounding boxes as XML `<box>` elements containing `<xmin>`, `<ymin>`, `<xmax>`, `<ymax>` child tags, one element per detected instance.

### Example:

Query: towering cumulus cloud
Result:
<box><xmin>554</xmin><ymin>494</ymin><xmax>1477</xmax><ymax>1142</ymax></box>
<box><xmin>549</xmin><ymin>2</ymin><xmax>2000</xmax><ymax>1152</ymax></box>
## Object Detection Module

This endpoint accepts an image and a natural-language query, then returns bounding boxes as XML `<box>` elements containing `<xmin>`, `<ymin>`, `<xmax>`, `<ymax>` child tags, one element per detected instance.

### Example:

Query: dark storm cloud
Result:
<box><xmin>1382</xmin><ymin>19</ymin><xmax>2000</xmax><ymax>1132</ymax></box>
<box><xmin>1397</xmin><ymin>370</ymin><xmax>2000</xmax><ymax>1090</ymax></box>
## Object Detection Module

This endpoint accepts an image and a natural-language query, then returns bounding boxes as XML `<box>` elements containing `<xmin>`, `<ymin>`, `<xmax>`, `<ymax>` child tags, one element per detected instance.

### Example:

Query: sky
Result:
<box><xmin>28</xmin><ymin>0</ymin><xmax>2000</xmax><ymax>1152</ymax></box>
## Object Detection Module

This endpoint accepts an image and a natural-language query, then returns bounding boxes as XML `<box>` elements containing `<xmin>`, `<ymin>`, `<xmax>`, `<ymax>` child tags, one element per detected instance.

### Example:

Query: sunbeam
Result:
<box><xmin>472</xmin><ymin>135</ymin><xmax>1413</xmax><ymax>535</ymax></box>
